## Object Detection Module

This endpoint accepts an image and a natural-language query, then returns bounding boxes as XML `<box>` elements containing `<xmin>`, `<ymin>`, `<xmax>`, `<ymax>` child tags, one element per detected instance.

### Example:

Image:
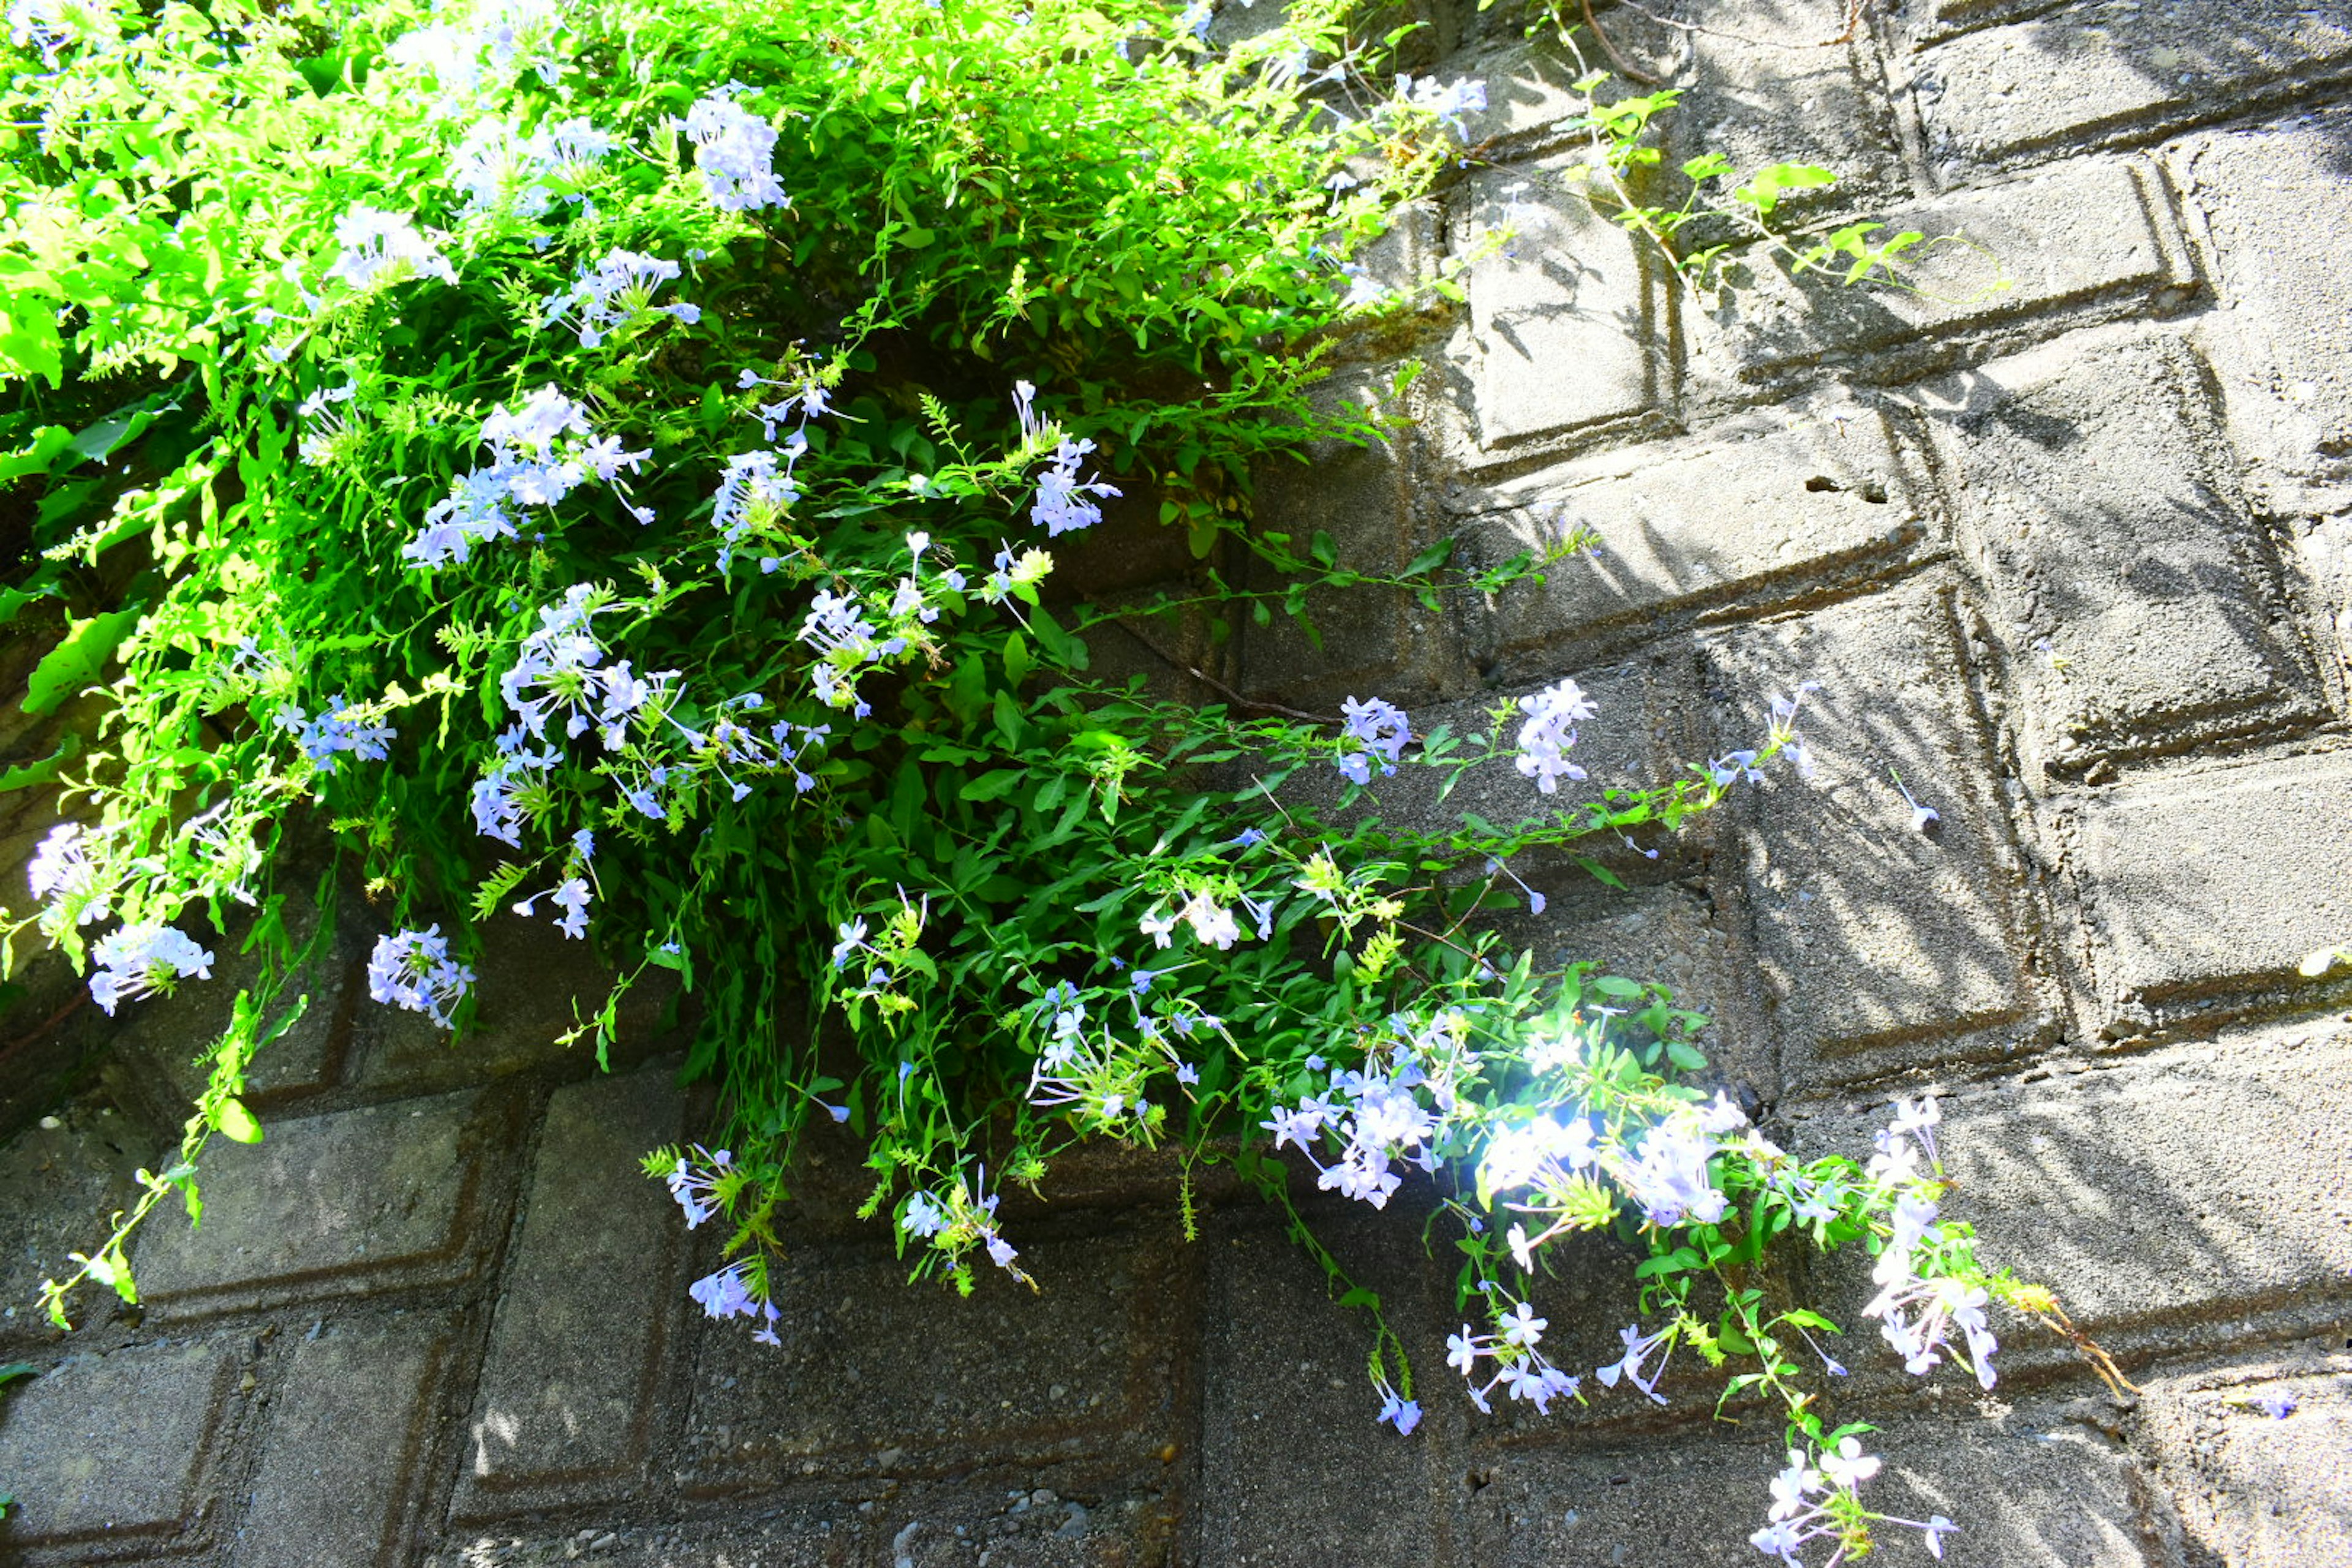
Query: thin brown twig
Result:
<box><xmin>1111</xmin><ymin>617</ymin><xmax>1339</xmax><ymax>726</ymax></box>
<box><xmin>1581</xmin><ymin>0</ymin><xmax>1663</xmax><ymax>86</ymax></box>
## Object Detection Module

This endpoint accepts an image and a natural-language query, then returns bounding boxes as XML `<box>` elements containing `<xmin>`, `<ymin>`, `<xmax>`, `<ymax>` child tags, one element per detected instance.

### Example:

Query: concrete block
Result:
<box><xmin>456</xmin><ymin>1065</ymin><xmax>689</xmax><ymax>1518</ymax></box>
<box><xmin>1237</xmin><ymin>369</ymin><xmax>1468</xmax><ymax>706</ymax></box>
<box><xmin>1668</xmin><ymin>0</ymin><xmax>1907</xmax><ymax>203</ymax></box>
<box><xmin>134</xmin><ymin>1087</ymin><xmax>516</xmax><ymax>1316</ymax></box>
<box><xmin>2076</xmin><ymin>751</ymin><xmax>2352</xmax><ymax>1019</ymax></box>
<box><xmin>679</xmin><ymin>1221</ymin><xmax>1191</xmax><ymax>1493</ymax></box>
<box><xmin>1466</xmin><ymin>1398</ymin><xmax>2156</xmax><ymax>1566</ymax></box>
<box><xmin>1789</xmin><ymin>1027</ymin><xmax>2352</xmax><ymax>1348</ymax></box>
<box><xmin>236</xmin><ymin>1315</ymin><xmax>453</xmax><ymax>1568</ymax></box>
<box><xmin>1905</xmin><ymin>330</ymin><xmax>2318</xmax><ymax>774</ymax></box>
<box><xmin>0</xmin><ymin>1106</ymin><xmax>140</xmax><ymax>1344</ymax></box>
<box><xmin>0</xmin><ymin>1338</ymin><xmax>235</xmax><ymax>1547</ymax></box>
<box><xmin>2138</xmin><ymin>1357</ymin><xmax>2352</xmax><ymax>1566</ymax></box>
<box><xmin>1458</xmin><ymin>157</ymin><xmax>1664</xmax><ymax>448</ymax></box>
<box><xmin>1196</xmin><ymin>1214</ymin><xmax>1443</xmax><ymax>1567</ymax></box>
<box><xmin>348</xmin><ymin>910</ymin><xmax>676</xmax><ymax>1095</ymax></box>
<box><xmin>2172</xmin><ymin>111</ymin><xmax>2352</xmax><ymax>511</ymax></box>
<box><xmin>1460</xmin><ymin>407</ymin><xmax>1923</xmax><ymax>660</ymax></box>
<box><xmin>1694</xmin><ymin>156</ymin><xmax>2190</xmax><ymax>386</ymax></box>
<box><xmin>1705</xmin><ymin>584</ymin><xmax>2037</xmax><ymax>1079</ymax></box>
<box><xmin>426</xmin><ymin>1517</ymin><xmax>864</xmax><ymax>1567</ymax></box>
<box><xmin>1912</xmin><ymin>0</ymin><xmax>2352</xmax><ymax>173</ymax></box>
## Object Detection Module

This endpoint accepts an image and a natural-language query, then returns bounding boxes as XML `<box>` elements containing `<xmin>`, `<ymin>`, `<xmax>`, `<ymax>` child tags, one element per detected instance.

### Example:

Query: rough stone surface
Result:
<box><xmin>0</xmin><ymin>1104</ymin><xmax>140</xmax><ymax>1346</ymax></box>
<box><xmin>1458</xmin><ymin>155</ymin><xmax>1664</xmax><ymax>450</ymax></box>
<box><xmin>1912</xmin><ymin>0</ymin><xmax>2352</xmax><ymax>173</ymax></box>
<box><xmin>1705</xmin><ymin>584</ymin><xmax>2038</xmax><ymax>1083</ymax></box>
<box><xmin>1907</xmin><ymin>328</ymin><xmax>2319</xmax><ymax>774</ymax></box>
<box><xmin>2075</xmin><ymin>750</ymin><xmax>2352</xmax><ymax>1021</ymax></box>
<box><xmin>2137</xmin><ymin>1355</ymin><xmax>2352</xmax><ymax>1566</ymax></box>
<box><xmin>1467</xmin><ymin>1398</ymin><xmax>2158</xmax><ymax>1566</ymax></box>
<box><xmin>238</xmin><ymin>1314</ymin><xmax>453</xmax><ymax>1568</ymax></box>
<box><xmin>0</xmin><ymin>1338</ymin><xmax>234</xmax><ymax>1547</ymax></box>
<box><xmin>1694</xmin><ymin>156</ymin><xmax>2192</xmax><ymax>385</ymax></box>
<box><xmin>681</xmin><ymin>1221</ymin><xmax>1189</xmax><ymax>1492</ymax></box>
<box><xmin>1460</xmin><ymin>402</ymin><xmax>1924</xmax><ymax>659</ymax></box>
<box><xmin>2172</xmin><ymin>111</ymin><xmax>2352</xmax><ymax>513</ymax></box>
<box><xmin>134</xmin><ymin>1087</ymin><xmax>511</xmax><ymax>1314</ymax></box>
<box><xmin>1791</xmin><ymin>1027</ymin><xmax>2352</xmax><ymax>1347</ymax></box>
<box><xmin>456</xmin><ymin>1066</ymin><xmax>688</xmax><ymax>1517</ymax></box>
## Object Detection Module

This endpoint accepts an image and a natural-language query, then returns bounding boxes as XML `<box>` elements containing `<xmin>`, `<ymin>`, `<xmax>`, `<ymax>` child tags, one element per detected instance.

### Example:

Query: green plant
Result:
<box><xmin>0</xmin><ymin>0</ymin><xmax>2082</xmax><ymax>1557</ymax></box>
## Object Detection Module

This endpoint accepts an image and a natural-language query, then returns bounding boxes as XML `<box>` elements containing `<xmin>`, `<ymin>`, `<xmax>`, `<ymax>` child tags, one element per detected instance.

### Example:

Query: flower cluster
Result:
<box><xmin>366</xmin><ymin>925</ymin><xmax>475</xmax><ymax>1028</ymax></box>
<box><xmin>323</xmin><ymin>205</ymin><xmax>458</xmax><ymax>291</ymax></box>
<box><xmin>1858</xmin><ymin>1099</ymin><xmax>1999</xmax><ymax>1389</ymax></box>
<box><xmin>679</xmin><ymin>88</ymin><xmax>787</xmax><ymax>211</ymax></box>
<box><xmin>545</xmin><ymin>247</ymin><xmax>701</xmax><ymax>349</ymax></box>
<box><xmin>1337</xmin><ymin>695</ymin><xmax>1410</xmax><ymax>785</ymax></box>
<box><xmin>1012</xmin><ymin>381</ymin><xmax>1120</xmax><ymax>536</ymax></box>
<box><xmin>88</xmin><ymin>924</ymin><xmax>213</xmax><ymax>1016</ymax></box>
<box><xmin>275</xmin><ymin>693</ymin><xmax>396</xmax><ymax>778</ymax></box>
<box><xmin>900</xmin><ymin>1175</ymin><xmax>1029</xmax><ymax>1284</ymax></box>
<box><xmin>689</xmin><ymin>1259</ymin><xmax>782</xmax><ymax>1344</ymax></box>
<box><xmin>1395</xmin><ymin>74</ymin><xmax>1488</xmax><ymax>141</ymax></box>
<box><xmin>1445</xmin><ymin>1302</ymin><xmax>1582</xmax><ymax>1414</ymax></box>
<box><xmin>448</xmin><ymin>112</ymin><xmax>615</xmax><ymax>217</ymax></box>
<box><xmin>1514</xmin><ymin>677</ymin><xmax>1596</xmax><ymax>794</ymax></box>
<box><xmin>1751</xmin><ymin>1441</ymin><xmax>1956</xmax><ymax>1566</ymax></box>
<box><xmin>405</xmin><ymin>386</ymin><xmax>649</xmax><ymax>568</ymax></box>
<box><xmin>28</xmin><ymin>822</ymin><xmax>105</xmax><ymax>932</ymax></box>
<box><xmin>511</xmin><ymin>828</ymin><xmax>597</xmax><ymax>938</ymax></box>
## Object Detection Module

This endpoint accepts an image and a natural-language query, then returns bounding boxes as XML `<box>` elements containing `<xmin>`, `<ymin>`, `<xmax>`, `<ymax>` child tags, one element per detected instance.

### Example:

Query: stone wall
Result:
<box><xmin>6</xmin><ymin>1</ymin><xmax>2352</xmax><ymax>1564</ymax></box>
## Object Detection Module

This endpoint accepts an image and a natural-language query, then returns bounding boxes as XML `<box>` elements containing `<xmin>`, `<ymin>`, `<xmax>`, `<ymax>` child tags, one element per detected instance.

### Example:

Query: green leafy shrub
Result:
<box><xmin>0</xmin><ymin>0</ymin><xmax>2105</xmax><ymax>1557</ymax></box>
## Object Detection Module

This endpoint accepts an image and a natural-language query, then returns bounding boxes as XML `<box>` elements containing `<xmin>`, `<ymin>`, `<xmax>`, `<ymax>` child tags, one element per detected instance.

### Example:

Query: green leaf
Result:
<box><xmin>23</xmin><ymin>606</ymin><xmax>142</xmax><ymax>717</ymax></box>
<box><xmin>0</xmin><ymin>731</ymin><xmax>78</xmax><ymax>792</ymax></box>
<box><xmin>213</xmin><ymin>1096</ymin><xmax>265</xmax><ymax>1144</ymax></box>
<box><xmin>960</xmin><ymin>769</ymin><xmax>1024</xmax><ymax>802</ymax></box>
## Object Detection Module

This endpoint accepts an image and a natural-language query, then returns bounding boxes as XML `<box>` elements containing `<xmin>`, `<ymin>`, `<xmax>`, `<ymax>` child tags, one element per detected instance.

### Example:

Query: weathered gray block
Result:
<box><xmin>456</xmin><ymin>1065</ymin><xmax>688</xmax><ymax>1517</ymax></box>
<box><xmin>680</xmin><ymin>1222</ymin><xmax>1189</xmax><ymax>1491</ymax></box>
<box><xmin>1238</xmin><ymin>369</ymin><xmax>1468</xmax><ymax>706</ymax></box>
<box><xmin>134</xmin><ymin>1087</ymin><xmax>511</xmax><ymax>1314</ymax></box>
<box><xmin>2077</xmin><ymin>750</ymin><xmax>2352</xmax><ymax>1017</ymax></box>
<box><xmin>1694</xmin><ymin>156</ymin><xmax>2190</xmax><ymax>384</ymax></box>
<box><xmin>1912</xmin><ymin>0</ymin><xmax>2352</xmax><ymax>172</ymax></box>
<box><xmin>1501</xmin><ymin>881</ymin><xmax>1774</xmax><ymax>1104</ymax></box>
<box><xmin>0</xmin><ymin>1338</ymin><xmax>233</xmax><ymax>1547</ymax></box>
<box><xmin>1467</xmin><ymin>1399</ymin><xmax>2155</xmax><ymax>1566</ymax></box>
<box><xmin>1791</xmin><ymin>1025</ymin><xmax>2352</xmax><ymax>1346</ymax></box>
<box><xmin>0</xmin><ymin>1106</ymin><xmax>140</xmax><ymax>1341</ymax></box>
<box><xmin>2173</xmin><ymin>112</ymin><xmax>2352</xmax><ymax>511</ymax></box>
<box><xmin>1461</xmin><ymin>406</ymin><xmax>1922</xmax><ymax>659</ymax></box>
<box><xmin>2139</xmin><ymin>1358</ymin><xmax>2352</xmax><ymax>1566</ymax></box>
<box><xmin>349</xmin><ymin>910</ymin><xmax>675</xmax><ymax>1094</ymax></box>
<box><xmin>1459</xmin><ymin>156</ymin><xmax>1662</xmax><ymax>448</ymax></box>
<box><xmin>1705</xmin><ymin>584</ymin><xmax>2035</xmax><ymax>1079</ymax></box>
<box><xmin>1196</xmin><ymin>1216</ymin><xmax>1442</xmax><ymax>1567</ymax></box>
<box><xmin>1669</xmin><ymin>0</ymin><xmax>1907</xmax><ymax>201</ymax></box>
<box><xmin>1908</xmin><ymin>330</ymin><xmax>2316</xmax><ymax>774</ymax></box>
<box><xmin>426</xmin><ymin>1519</ymin><xmax>862</xmax><ymax>1567</ymax></box>
<box><xmin>237</xmin><ymin>1315</ymin><xmax>451</xmax><ymax>1568</ymax></box>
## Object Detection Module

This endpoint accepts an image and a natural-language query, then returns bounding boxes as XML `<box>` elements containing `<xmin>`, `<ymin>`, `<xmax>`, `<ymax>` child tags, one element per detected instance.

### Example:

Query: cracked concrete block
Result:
<box><xmin>1912</xmin><ymin>0</ymin><xmax>2352</xmax><ymax>173</ymax></box>
<box><xmin>1694</xmin><ymin>157</ymin><xmax>2190</xmax><ymax>385</ymax></box>
<box><xmin>0</xmin><ymin>1339</ymin><xmax>234</xmax><ymax>1548</ymax></box>
<box><xmin>456</xmin><ymin>1065</ymin><xmax>688</xmax><ymax>1518</ymax></box>
<box><xmin>1905</xmin><ymin>330</ymin><xmax>2318</xmax><ymax>774</ymax></box>
<box><xmin>1705</xmin><ymin>584</ymin><xmax>2035</xmax><ymax>1081</ymax></box>
<box><xmin>238</xmin><ymin>1315</ymin><xmax>453</xmax><ymax>1568</ymax></box>
<box><xmin>2076</xmin><ymin>750</ymin><xmax>2352</xmax><ymax>1018</ymax></box>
